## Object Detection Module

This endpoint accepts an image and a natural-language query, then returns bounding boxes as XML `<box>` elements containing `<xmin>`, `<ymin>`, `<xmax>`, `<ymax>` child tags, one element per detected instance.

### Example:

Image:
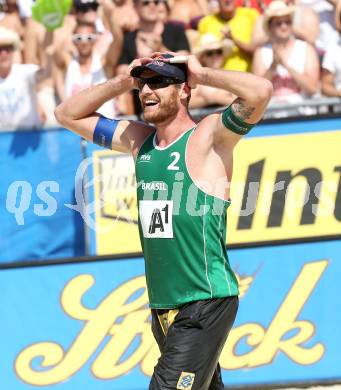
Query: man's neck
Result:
<box><xmin>154</xmin><ymin>112</ymin><xmax>196</xmax><ymax>148</ymax></box>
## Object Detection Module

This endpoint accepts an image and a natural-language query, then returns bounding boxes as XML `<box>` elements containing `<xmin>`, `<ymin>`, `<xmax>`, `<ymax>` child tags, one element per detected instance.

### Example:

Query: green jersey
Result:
<box><xmin>136</xmin><ymin>127</ymin><xmax>239</xmax><ymax>309</ymax></box>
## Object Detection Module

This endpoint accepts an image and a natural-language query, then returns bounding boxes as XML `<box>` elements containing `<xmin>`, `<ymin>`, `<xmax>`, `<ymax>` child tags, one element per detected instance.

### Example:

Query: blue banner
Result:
<box><xmin>2</xmin><ymin>240</ymin><xmax>340</xmax><ymax>389</ymax></box>
<box><xmin>0</xmin><ymin>129</ymin><xmax>85</xmax><ymax>263</ymax></box>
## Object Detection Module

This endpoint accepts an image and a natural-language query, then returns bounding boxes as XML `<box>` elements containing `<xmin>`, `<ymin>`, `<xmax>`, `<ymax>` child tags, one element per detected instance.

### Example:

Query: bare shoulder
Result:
<box><xmin>121</xmin><ymin>120</ymin><xmax>155</xmax><ymax>158</ymax></box>
<box><xmin>188</xmin><ymin>112</ymin><xmax>221</xmax><ymax>154</ymax></box>
<box><xmin>195</xmin><ymin>112</ymin><xmax>221</xmax><ymax>138</ymax></box>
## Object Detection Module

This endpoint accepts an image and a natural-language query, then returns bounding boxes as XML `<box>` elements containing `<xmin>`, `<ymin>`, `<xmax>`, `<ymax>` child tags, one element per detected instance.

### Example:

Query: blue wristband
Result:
<box><xmin>93</xmin><ymin>116</ymin><xmax>119</xmax><ymax>149</ymax></box>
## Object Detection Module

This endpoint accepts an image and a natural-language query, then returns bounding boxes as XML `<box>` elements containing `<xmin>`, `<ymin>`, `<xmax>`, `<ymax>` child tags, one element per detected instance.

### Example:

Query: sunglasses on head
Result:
<box><xmin>141</xmin><ymin>0</ymin><xmax>162</xmax><ymax>6</ymax></box>
<box><xmin>137</xmin><ymin>76</ymin><xmax>182</xmax><ymax>90</ymax></box>
<box><xmin>72</xmin><ymin>33</ymin><xmax>97</xmax><ymax>43</ymax></box>
<box><xmin>0</xmin><ymin>44</ymin><xmax>14</xmax><ymax>52</ymax></box>
<box><xmin>204</xmin><ymin>49</ymin><xmax>223</xmax><ymax>57</ymax></box>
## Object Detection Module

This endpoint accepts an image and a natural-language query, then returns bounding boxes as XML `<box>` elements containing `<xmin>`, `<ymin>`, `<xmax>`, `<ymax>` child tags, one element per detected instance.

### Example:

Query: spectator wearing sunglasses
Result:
<box><xmin>117</xmin><ymin>0</ymin><xmax>190</xmax><ymax>115</ymax></box>
<box><xmin>53</xmin><ymin>18</ymin><xmax>122</xmax><ymax>118</ymax></box>
<box><xmin>252</xmin><ymin>0</ymin><xmax>320</xmax><ymax>47</ymax></box>
<box><xmin>23</xmin><ymin>0</ymin><xmax>117</xmax><ymax>124</ymax></box>
<box><xmin>0</xmin><ymin>26</ymin><xmax>52</xmax><ymax>130</ymax></box>
<box><xmin>198</xmin><ymin>0</ymin><xmax>260</xmax><ymax>72</ymax></box>
<box><xmin>252</xmin><ymin>1</ymin><xmax>319</xmax><ymax>106</ymax></box>
<box><xmin>59</xmin><ymin>0</ymin><xmax>113</xmax><ymax>59</ymax></box>
<box><xmin>190</xmin><ymin>33</ymin><xmax>235</xmax><ymax>108</ymax></box>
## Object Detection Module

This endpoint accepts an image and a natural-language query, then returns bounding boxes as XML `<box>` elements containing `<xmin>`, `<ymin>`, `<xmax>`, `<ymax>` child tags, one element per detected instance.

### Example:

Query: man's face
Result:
<box><xmin>138</xmin><ymin>70</ymin><xmax>182</xmax><ymax>124</ymax></box>
<box><xmin>269</xmin><ymin>15</ymin><xmax>293</xmax><ymax>40</ymax></box>
<box><xmin>135</xmin><ymin>0</ymin><xmax>160</xmax><ymax>23</ymax></box>
<box><xmin>0</xmin><ymin>44</ymin><xmax>14</xmax><ymax>71</ymax></box>
<box><xmin>73</xmin><ymin>26</ymin><xmax>97</xmax><ymax>57</ymax></box>
<box><xmin>218</xmin><ymin>0</ymin><xmax>236</xmax><ymax>15</ymax></box>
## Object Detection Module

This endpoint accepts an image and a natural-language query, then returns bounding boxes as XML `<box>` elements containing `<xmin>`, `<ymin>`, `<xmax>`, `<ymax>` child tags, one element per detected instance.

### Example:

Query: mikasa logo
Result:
<box><xmin>140</xmin><ymin>154</ymin><xmax>151</xmax><ymax>162</ymax></box>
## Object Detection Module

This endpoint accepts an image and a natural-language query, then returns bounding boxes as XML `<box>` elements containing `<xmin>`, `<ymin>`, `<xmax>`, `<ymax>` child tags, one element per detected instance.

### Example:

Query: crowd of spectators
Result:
<box><xmin>1</xmin><ymin>0</ymin><xmax>341</xmax><ymax>129</ymax></box>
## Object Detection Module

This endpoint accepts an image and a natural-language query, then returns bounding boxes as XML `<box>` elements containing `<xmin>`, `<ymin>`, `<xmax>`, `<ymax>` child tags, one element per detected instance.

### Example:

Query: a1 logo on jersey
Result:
<box><xmin>139</xmin><ymin>200</ymin><xmax>173</xmax><ymax>238</ymax></box>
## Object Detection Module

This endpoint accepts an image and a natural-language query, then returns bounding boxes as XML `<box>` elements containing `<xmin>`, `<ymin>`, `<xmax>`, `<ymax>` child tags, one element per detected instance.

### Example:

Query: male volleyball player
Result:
<box><xmin>55</xmin><ymin>52</ymin><xmax>272</xmax><ymax>389</ymax></box>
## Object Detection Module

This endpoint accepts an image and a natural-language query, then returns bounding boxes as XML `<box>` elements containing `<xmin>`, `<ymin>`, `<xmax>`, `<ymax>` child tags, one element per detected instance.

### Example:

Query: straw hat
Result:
<box><xmin>263</xmin><ymin>1</ymin><xmax>295</xmax><ymax>34</ymax></box>
<box><xmin>0</xmin><ymin>27</ymin><xmax>22</xmax><ymax>50</ymax></box>
<box><xmin>193</xmin><ymin>33</ymin><xmax>233</xmax><ymax>57</ymax></box>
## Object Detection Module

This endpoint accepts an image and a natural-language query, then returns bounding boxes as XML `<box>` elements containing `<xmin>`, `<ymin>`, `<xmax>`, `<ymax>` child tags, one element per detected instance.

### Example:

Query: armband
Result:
<box><xmin>221</xmin><ymin>105</ymin><xmax>255</xmax><ymax>135</ymax></box>
<box><xmin>93</xmin><ymin>115</ymin><xmax>119</xmax><ymax>149</ymax></box>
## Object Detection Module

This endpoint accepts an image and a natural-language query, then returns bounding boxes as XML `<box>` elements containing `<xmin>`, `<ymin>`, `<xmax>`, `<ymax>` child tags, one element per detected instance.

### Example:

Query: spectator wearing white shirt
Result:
<box><xmin>0</xmin><ymin>27</ymin><xmax>51</xmax><ymax>130</ymax></box>
<box><xmin>252</xmin><ymin>1</ymin><xmax>320</xmax><ymax>105</ymax></box>
<box><xmin>53</xmin><ymin>15</ymin><xmax>122</xmax><ymax>118</ymax></box>
<box><xmin>321</xmin><ymin>2</ymin><xmax>341</xmax><ymax>97</ymax></box>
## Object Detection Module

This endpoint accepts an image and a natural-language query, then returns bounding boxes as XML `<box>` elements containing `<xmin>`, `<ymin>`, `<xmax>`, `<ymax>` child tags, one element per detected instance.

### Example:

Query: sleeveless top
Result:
<box><xmin>135</xmin><ymin>127</ymin><xmax>239</xmax><ymax>309</ymax></box>
<box><xmin>260</xmin><ymin>39</ymin><xmax>308</xmax><ymax>103</ymax></box>
<box><xmin>64</xmin><ymin>54</ymin><xmax>116</xmax><ymax>118</ymax></box>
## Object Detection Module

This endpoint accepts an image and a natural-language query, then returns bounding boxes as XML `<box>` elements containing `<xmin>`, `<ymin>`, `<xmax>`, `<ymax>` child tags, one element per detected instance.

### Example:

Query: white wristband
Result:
<box><xmin>169</xmin><ymin>56</ymin><xmax>188</xmax><ymax>64</ymax></box>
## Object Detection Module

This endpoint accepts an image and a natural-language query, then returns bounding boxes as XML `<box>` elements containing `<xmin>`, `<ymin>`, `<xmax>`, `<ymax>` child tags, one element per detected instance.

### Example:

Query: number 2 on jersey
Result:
<box><xmin>168</xmin><ymin>152</ymin><xmax>180</xmax><ymax>171</ymax></box>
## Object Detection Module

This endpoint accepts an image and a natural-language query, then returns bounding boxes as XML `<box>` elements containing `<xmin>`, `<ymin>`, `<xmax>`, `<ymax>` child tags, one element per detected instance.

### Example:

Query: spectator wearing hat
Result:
<box><xmin>252</xmin><ymin>0</ymin><xmax>320</xmax><ymax>47</ymax></box>
<box><xmin>252</xmin><ymin>0</ymin><xmax>319</xmax><ymax>105</ymax></box>
<box><xmin>117</xmin><ymin>0</ymin><xmax>190</xmax><ymax>115</ymax></box>
<box><xmin>198</xmin><ymin>0</ymin><xmax>260</xmax><ymax>72</ymax></box>
<box><xmin>321</xmin><ymin>1</ymin><xmax>341</xmax><ymax>97</ymax></box>
<box><xmin>190</xmin><ymin>33</ymin><xmax>235</xmax><ymax>108</ymax></box>
<box><xmin>0</xmin><ymin>27</ymin><xmax>52</xmax><ymax>130</ymax></box>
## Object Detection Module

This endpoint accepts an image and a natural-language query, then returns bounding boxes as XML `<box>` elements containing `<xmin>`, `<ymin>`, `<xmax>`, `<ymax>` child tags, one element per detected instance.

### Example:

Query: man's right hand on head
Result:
<box><xmin>127</xmin><ymin>56</ymin><xmax>154</xmax><ymax>88</ymax></box>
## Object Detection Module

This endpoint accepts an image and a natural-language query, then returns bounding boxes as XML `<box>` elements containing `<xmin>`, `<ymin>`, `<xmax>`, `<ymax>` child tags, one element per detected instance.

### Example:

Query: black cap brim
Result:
<box><xmin>130</xmin><ymin>59</ymin><xmax>187</xmax><ymax>83</ymax></box>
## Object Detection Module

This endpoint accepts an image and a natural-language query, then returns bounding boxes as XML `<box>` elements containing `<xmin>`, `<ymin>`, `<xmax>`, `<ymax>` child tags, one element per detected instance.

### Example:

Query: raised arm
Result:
<box><xmin>54</xmin><ymin>58</ymin><xmax>154</xmax><ymax>155</ymax></box>
<box><xmin>102</xmin><ymin>0</ymin><xmax>124</xmax><ymax>76</ymax></box>
<box><xmin>186</xmin><ymin>54</ymin><xmax>272</xmax><ymax>148</ymax></box>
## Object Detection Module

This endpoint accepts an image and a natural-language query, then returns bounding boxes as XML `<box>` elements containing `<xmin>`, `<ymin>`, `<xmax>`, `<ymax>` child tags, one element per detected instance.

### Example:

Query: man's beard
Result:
<box><xmin>142</xmin><ymin>89</ymin><xmax>179</xmax><ymax>124</ymax></box>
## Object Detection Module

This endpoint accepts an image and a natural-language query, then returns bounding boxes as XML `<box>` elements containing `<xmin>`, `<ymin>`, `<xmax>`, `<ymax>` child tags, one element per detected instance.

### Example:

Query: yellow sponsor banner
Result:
<box><xmin>93</xmin><ymin>131</ymin><xmax>341</xmax><ymax>255</ymax></box>
<box><xmin>93</xmin><ymin>152</ymin><xmax>140</xmax><ymax>255</ymax></box>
